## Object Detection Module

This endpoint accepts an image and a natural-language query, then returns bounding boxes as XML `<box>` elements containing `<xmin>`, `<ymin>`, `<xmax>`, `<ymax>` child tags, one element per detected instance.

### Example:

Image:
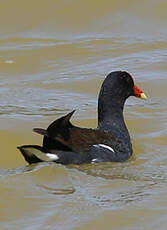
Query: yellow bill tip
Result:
<box><xmin>140</xmin><ymin>92</ymin><xmax>147</xmax><ymax>100</ymax></box>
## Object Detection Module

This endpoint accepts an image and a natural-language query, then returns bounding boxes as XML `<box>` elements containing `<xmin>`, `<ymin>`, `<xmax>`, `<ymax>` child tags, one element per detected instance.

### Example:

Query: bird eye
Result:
<box><xmin>120</xmin><ymin>72</ymin><xmax>133</xmax><ymax>86</ymax></box>
<box><xmin>125</xmin><ymin>75</ymin><xmax>131</xmax><ymax>83</ymax></box>
<box><xmin>120</xmin><ymin>72</ymin><xmax>128</xmax><ymax>81</ymax></box>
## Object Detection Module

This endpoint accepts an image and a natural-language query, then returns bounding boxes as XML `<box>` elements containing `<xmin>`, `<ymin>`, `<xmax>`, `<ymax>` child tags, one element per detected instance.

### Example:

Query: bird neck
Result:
<box><xmin>97</xmin><ymin>87</ymin><xmax>130</xmax><ymax>144</ymax></box>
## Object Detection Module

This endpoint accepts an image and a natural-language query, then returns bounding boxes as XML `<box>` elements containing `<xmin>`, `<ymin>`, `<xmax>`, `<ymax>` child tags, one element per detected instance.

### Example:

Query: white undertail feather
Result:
<box><xmin>46</xmin><ymin>153</ymin><xmax>59</xmax><ymax>160</ymax></box>
<box><xmin>29</xmin><ymin>148</ymin><xmax>59</xmax><ymax>162</ymax></box>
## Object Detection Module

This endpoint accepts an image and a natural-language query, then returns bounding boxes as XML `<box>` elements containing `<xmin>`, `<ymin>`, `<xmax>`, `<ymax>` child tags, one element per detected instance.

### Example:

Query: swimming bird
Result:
<box><xmin>18</xmin><ymin>71</ymin><xmax>147</xmax><ymax>165</ymax></box>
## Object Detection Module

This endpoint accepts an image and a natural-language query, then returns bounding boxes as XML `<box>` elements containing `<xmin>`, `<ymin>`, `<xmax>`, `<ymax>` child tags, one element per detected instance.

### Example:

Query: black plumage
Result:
<box><xmin>18</xmin><ymin>71</ymin><xmax>146</xmax><ymax>165</ymax></box>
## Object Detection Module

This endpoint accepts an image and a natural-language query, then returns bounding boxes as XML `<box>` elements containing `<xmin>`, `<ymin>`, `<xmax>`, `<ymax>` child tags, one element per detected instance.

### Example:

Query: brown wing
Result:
<box><xmin>33</xmin><ymin>111</ymin><xmax>114</xmax><ymax>153</ymax></box>
<box><xmin>55</xmin><ymin>127</ymin><xmax>114</xmax><ymax>153</ymax></box>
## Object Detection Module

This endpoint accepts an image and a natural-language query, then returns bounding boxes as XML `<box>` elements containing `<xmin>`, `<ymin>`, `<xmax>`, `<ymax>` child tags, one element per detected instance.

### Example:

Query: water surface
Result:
<box><xmin>0</xmin><ymin>0</ymin><xmax>167</xmax><ymax>229</ymax></box>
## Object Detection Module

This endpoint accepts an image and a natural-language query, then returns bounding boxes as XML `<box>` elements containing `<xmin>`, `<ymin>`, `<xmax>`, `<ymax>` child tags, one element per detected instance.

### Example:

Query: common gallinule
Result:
<box><xmin>18</xmin><ymin>71</ymin><xmax>147</xmax><ymax>165</ymax></box>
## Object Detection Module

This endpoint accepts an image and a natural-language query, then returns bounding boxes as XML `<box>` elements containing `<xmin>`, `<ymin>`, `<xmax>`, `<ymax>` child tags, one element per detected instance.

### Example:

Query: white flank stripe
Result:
<box><xmin>93</xmin><ymin>144</ymin><xmax>114</xmax><ymax>152</ymax></box>
<box><xmin>46</xmin><ymin>153</ymin><xmax>59</xmax><ymax>160</ymax></box>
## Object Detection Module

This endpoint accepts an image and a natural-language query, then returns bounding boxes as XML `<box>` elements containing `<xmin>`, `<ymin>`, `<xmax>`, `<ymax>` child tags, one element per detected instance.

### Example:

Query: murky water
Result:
<box><xmin>0</xmin><ymin>0</ymin><xmax>167</xmax><ymax>229</ymax></box>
